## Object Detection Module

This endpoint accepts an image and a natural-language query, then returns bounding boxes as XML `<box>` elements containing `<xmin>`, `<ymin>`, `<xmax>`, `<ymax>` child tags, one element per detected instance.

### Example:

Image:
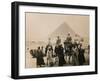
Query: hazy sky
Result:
<box><xmin>25</xmin><ymin>12</ymin><xmax>89</xmax><ymax>41</ymax></box>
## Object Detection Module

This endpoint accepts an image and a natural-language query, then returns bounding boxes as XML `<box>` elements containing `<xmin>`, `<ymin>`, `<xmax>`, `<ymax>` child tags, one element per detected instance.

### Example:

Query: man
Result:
<box><xmin>67</xmin><ymin>33</ymin><xmax>72</xmax><ymax>42</ymax></box>
<box><xmin>64</xmin><ymin>33</ymin><xmax>72</xmax><ymax>64</ymax></box>
<box><xmin>63</xmin><ymin>38</ymin><xmax>68</xmax><ymax>63</ymax></box>
<box><xmin>73</xmin><ymin>34</ymin><xmax>79</xmax><ymax>48</ymax></box>
<box><xmin>56</xmin><ymin>36</ymin><xmax>61</xmax><ymax>46</ymax></box>
<box><xmin>45</xmin><ymin>38</ymin><xmax>53</xmax><ymax>55</ymax></box>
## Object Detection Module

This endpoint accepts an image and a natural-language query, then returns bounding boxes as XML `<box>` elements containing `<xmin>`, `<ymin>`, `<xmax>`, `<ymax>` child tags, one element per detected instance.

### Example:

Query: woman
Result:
<box><xmin>72</xmin><ymin>47</ymin><xmax>79</xmax><ymax>65</ymax></box>
<box><xmin>46</xmin><ymin>47</ymin><xmax>53</xmax><ymax>66</ymax></box>
<box><xmin>78</xmin><ymin>45</ymin><xmax>85</xmax><ymax>65</ymax></box>
<box><xmin>55</xmin><ymin>44</ymin><xmax>66</xmax><ymax>66</ymax></box>
<box><xmin>36</xmin><ymin>47</ymin><xmax>45</xmax><ymax>67</ymax></box>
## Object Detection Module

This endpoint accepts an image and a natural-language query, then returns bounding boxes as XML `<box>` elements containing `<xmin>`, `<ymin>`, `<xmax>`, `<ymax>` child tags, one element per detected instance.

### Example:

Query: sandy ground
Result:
<box><xmin>25</xmin><ymin>49</ymin><xmax>89</xmax><ymax>68</ymax></box>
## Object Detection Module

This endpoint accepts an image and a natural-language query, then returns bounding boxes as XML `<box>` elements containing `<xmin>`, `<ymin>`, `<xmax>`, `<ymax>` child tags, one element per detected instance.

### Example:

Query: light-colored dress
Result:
<box><xmin>47</xmin><ymin>50</ymin><xmax>53</xmax><ymax>66</ymax></box>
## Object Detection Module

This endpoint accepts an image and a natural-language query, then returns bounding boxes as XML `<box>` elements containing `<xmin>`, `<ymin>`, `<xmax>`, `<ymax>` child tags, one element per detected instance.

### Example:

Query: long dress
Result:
<box><xmin>72</xmin><ymin>48</ymin><xmax>79</xmax><ymax>65</ymax></box>
<box><xmin>47</xmin><ymin>50</ymin><xmax>53</xmax><ymax>66</ymax></box>
<box><xmin>55</xmin><ymin>45</ymin><xmax>66</xmax><ymax>66</ymax></box>
<box><xmin>78</xmin><ymin>48</ymin><xmax>85</xmax><ymax>65</ymax></box>
<box><xmin>36</xmin><ymin>50</ymin><xmax>45</xmax><ymax>66</ymax></box>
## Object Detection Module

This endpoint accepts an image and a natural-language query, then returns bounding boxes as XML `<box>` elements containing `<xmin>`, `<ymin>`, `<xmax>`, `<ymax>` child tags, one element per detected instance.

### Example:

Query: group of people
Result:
<box><xmin>30</xmin><ymin>33</ymin><xmax>88</xmax><ymax>68</ymax></box>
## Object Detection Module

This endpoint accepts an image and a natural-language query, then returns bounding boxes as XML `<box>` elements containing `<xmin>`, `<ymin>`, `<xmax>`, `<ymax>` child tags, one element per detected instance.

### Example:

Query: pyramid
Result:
<box><xmin>49</xmin><ymin>22</ymin><xmax>80</xmax><ymax>40</ymax></box>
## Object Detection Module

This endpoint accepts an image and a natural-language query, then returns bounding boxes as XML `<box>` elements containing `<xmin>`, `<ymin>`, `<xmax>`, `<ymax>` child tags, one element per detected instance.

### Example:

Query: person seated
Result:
<box><xmin>56</xmin><ymin>36</ymin><xmax>61</xmax><ymax>46</ymax></box>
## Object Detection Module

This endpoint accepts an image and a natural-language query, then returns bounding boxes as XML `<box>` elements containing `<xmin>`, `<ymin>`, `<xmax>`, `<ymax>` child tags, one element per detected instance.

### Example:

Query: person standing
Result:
<box><xmin>55</xmin><ymin>44</ymin><xmax>66</xmax><ymax>66</ymax></box>
<box><xmin>36</xmin><ymin>47</ymin><xmax>45</xmax><ymax>67</ymax></box>
<box><xmin>72</xmin><ymin>47</ymin><xmax>79</xmax><ymax>65</ymax></box>
<box><xmin>66</xmin><ymin>33</ymin><xmax>72</xmax><ymax>64</ymax></box>
<box><xmin>46</xmin><ymin>47</ymin><xmax>53</xmax><ymax>67</ymax></box>
<box><xmin>45</xmin><ymin>38</ymin><xmax>53</xmax><ymax>66</ymax></box>
<box><xmin>64</xmin><ymin>38</ymin><xmax>69</xmax><ymax>63</ymax></box>
<box><xmin>78</xmin><ymin>44</ymin><xmax>85</xmax><ymax>65</ymax></box>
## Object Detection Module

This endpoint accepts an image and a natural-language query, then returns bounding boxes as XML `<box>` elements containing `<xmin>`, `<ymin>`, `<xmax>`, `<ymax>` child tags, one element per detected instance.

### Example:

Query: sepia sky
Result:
<box><xmin>25</xmin><ymin>12</ymin><xmax>89</xmax><ymax>41</ymax></box>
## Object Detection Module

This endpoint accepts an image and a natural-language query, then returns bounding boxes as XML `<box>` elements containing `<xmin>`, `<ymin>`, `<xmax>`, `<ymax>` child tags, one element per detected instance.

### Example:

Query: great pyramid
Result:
<box><xmin>49</xmin><ymin>22</ymin><xmax>80</xmax><ymax>40</ymax></box>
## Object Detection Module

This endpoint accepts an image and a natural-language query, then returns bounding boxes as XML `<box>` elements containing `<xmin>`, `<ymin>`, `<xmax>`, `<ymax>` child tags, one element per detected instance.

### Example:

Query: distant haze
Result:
<box><xmin>25</xmin><ymin>12</ymin><xmax>89</xmax><ymax>42</ymax></box>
